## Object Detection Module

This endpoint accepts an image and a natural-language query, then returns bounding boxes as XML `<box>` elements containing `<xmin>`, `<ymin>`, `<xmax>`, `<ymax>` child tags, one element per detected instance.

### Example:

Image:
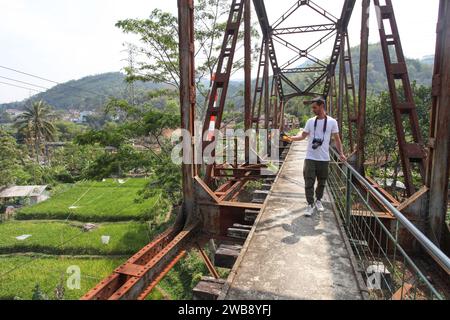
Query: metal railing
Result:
<box><xmin>328</xmin><ymin>149</ymin><xmax>450</xmax><ymax>300</ymax></box>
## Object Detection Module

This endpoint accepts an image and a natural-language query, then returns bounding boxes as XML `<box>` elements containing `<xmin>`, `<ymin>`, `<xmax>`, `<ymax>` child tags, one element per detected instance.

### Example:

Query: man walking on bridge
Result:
<box><xmin>288</xmin><ymin>97</ymin><xmax>346</xmax><ymax>216</ymax></box>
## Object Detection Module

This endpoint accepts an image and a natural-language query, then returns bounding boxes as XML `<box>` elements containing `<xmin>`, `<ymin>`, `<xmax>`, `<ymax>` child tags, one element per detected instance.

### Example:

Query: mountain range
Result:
<box><xmin>0</xmin><ymin>43</ymin><xmax>434</xmax><ymax>112</ymax></box>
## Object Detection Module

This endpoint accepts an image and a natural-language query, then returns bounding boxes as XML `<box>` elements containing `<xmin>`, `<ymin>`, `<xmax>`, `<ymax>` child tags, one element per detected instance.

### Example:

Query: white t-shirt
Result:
<box><xmin>303</xmin><ymin>116</ymin><xmax>339</xmax><ymax>162</ymax></box>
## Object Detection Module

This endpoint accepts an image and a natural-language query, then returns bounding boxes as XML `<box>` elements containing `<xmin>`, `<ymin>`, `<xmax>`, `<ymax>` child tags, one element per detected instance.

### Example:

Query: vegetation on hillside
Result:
<box><xmin>0</xmin><ymin>73</ymin><xmax>167</xmax><ymax>113</ymax></box>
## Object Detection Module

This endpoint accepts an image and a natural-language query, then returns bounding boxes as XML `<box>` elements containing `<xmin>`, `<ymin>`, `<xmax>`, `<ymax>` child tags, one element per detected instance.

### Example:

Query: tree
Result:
<box><xmin>15</xmin><ymin>101</ymin><xmax>56</xmax><ymax>163</ymax></box>
<box><xmin>139</xmin><ymin>149</ymin><xmax>183</xmax><ymax>205</ymax></box>
<box><xmin>0</xmin><ymin>130</ymin><xmax>29</xmax><ymax>186</ymax></box>
<box><xmin>363</xmin><ymin>83</ymin><xmax>431</xmax><ymax>199</ymax></box>
<box><xmin>0</xmin><ymin>110</ymin><xmax>12</xmax><ymax>124</ymax></box>
<box><xmin>116</xmin><ymin>0</ymin><xmax>259</xmax><ymax>118</ymax></box>
<box><xmin>54</xmin><ymin>121</ymin><xmax>86</xmax><ymax>142</ymax></box>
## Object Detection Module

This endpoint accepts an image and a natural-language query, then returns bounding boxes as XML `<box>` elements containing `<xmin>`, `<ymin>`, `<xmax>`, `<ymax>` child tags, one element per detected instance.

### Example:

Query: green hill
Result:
<box><xmin>0</xmin><ymin>43</ymin><xmax>434</xmax><ymax>113</ymax></box>
<box><xmin>282</xmin><ymin>43</ymin><xmax>433</xmax><ymax>96</ymax></box>
<box><xmin>0</xmin><ymin>72</ymin><xmax>166</xmax><ymax>112</ymax></box>
<box><xmin>349</xmin><ymin>43</ymin><xmax>433</xmax><ymax>93</ymax></box>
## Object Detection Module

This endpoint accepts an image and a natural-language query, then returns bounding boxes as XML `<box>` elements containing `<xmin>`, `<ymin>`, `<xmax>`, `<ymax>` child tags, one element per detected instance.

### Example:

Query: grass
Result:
<box><xmin>16</xmin><ymin>179</ymin><xmax>167</xmax><ymax>222</ymax></box>
<box><xmin>0</xmin><ymin>220</ymin><xmax>166</xmax><ymax>256</ymax></box>
<box><xmin>0</xmin><ymin>256</ymin><xmax>126</xmax><ymax>300</ymax></box>
<box><xmin>0</xmin><ymin>177</ymin><xmax>213</xmax><ymax>300</ymax></box>
<box><xmin>0</xmin><ymin>253</ymin><xmax>223</xmax><ymax>300</ymax></box>
<box><xmin>156</xmin><ymin>250</ymin><xmax>230</xmax><ymax>300</ymax></box>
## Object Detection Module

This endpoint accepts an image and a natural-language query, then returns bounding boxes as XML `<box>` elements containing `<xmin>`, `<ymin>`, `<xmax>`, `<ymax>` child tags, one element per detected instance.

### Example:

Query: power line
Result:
<box><xmin>0</xmin><ymin>65</ymin><xmax>59</xmax><ymax>85</ymax></box>
<box><xmin>0</xmin><ymin>65</ymin><xmax>113</xmax><ymax>100</ymax></box>
<box><xmin>0</xmin><ymin>75</ymin><xmax>50</xmax><ymax>91</ymax></box>
<box><xmin>0</xmin><ymin>80</ymin><xmax>43</xmax><ymax>93</ymax></box>
<box><xmin>0</xmin><ymin>78</ymin><xmax>105</xmax><ymax>105</ymax></box>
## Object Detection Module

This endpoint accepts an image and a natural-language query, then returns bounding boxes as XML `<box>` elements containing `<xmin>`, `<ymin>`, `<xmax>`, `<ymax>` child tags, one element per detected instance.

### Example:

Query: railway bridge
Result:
<box><xmin>82</xmin><ymin>0</ymin><xmax>450</xmax><ymax>300</ymax></box>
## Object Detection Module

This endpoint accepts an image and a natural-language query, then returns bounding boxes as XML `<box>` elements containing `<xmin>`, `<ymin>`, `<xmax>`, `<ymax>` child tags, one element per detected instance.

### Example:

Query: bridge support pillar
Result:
<box><xmin>178</xmin><ymin>0</ymin><xmax>198</xmax><ymax>229</ymax></box>
<box><xmin>426</xmin><ymin>0</ymin><xmax>450</xmax><ymax>248</ymax></box>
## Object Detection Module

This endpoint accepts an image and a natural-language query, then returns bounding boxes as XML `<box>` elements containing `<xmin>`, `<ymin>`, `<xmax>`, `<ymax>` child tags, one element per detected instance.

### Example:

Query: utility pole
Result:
<box><xmin>122</xmin><ymin>44</ymin><xmax>137</xmax><ymax>107</ymax></box>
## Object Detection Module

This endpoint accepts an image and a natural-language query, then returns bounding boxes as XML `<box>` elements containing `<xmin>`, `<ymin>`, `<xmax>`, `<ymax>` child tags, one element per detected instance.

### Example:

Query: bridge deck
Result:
<box><xmin>221</xmin><ymin>141</ymin><xmax>365</xmax><ymax>300</ymax></box>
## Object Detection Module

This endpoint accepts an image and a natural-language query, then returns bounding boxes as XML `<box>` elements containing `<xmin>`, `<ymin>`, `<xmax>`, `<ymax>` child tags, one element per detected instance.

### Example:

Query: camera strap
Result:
<box><xmin>313</xmin><ymin>116</ymin><xmax>328</xmax><ymax>140</ymax></box>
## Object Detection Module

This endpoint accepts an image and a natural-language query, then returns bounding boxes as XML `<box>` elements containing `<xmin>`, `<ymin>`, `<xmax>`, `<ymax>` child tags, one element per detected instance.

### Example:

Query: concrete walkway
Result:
<box><xmin>221</xmin><ymin>141</ymin><xmax>364</xmax><ymax>300</ymax></box>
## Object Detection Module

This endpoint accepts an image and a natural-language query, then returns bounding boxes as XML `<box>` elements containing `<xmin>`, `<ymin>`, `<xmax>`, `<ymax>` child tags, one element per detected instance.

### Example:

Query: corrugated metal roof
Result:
<box><xmin>0</xmin><ymin>186</ymin><xmax>48</xmax><ymax>198</ymax></box>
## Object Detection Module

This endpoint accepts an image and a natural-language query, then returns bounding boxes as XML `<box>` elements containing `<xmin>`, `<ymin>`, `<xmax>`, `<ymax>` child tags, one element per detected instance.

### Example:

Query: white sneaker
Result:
<box><xmin>305</xmin><ymin>204</ymin><xmax>314</xmax><ymax>217</ymax></box>
<box><xmin>316</xmin><ymin>200</ymin><xmax>325</xmax><ymax>212</ymax></box>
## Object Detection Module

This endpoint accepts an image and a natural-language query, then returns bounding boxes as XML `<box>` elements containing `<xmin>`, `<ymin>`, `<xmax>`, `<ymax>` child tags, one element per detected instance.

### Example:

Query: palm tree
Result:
<box><xmin>15</xmin><ymin>100</ymin><xmax>56</xmax><ymax>163</ymax></box>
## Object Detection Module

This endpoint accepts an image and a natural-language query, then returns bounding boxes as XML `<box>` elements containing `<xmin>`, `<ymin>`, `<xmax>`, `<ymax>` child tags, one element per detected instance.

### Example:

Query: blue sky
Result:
<box><xmin>0</xmin><ymin>0</ymin><xmax>440</xmax><ymax>103</ymax></box>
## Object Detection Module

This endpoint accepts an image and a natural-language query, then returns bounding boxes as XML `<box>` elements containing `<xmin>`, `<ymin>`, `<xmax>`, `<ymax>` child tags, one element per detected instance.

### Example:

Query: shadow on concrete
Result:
<box><xmin>280</xmin><ymin>214</ymin><xmax>325</xmax><ymax>245</ymax></box>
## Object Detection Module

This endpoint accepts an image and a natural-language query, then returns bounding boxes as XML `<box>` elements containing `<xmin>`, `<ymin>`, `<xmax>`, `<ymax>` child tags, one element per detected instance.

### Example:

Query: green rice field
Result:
<box><xmin>0</xmin><ymin>256</ymin><xmax>125</xmax><ymax>300</ymax></box>
<box><xmin>0</xmin><ymin>220</ymin><xmax>157</xmax><ymax>255</ymax></box>
<box><xmin>16</xmin><ymin>179</ymin><xmax>166</xmax><ymax>222</ymax></box>
<box><xmin>0</xmin><ymin>178</ymin><xmax>210</xmax><ymax>300</ymax></box>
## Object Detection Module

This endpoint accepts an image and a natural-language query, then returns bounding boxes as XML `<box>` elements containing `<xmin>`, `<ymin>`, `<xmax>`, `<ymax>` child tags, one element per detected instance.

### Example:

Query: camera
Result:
<box><xmin>312</xmin><ymin>138</ymin><xmax>323</xmax><ymax>150</ymax></box>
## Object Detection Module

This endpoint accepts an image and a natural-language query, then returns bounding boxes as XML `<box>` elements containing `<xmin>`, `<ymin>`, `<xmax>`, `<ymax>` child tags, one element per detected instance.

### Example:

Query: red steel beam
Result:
<box><xmin>244</xmin><ymin>0</ymin><xmax>252</xmax><ymax>163</ymax></box>
<box><xmin>202</xmin><ymin>0</ymin><xmax>245</xmax><ymax>184</ymax></box>
<box><xmin>81</xmin><ymin>227</ymin><xmax>194</xmax><ymax>300</ymax></box>
<box><xmin>273</xmin><ymin>23</ymin><xmax>336</xmax><ymax>35</ymax></box>
<box><xmin>179</xmin><ymin>0</ymin><xmax>197</xmax><ymax>226</ymax></box>
<box><xmin>356</xmin><ymin>0</ymin><xmax>370</xmax><ymax>175</ymax></box>
<box><xmin>426</xmin><ymin>0</ymin><xmax>450</xmax><ymax>246</ymax></box>
<box><xmin>374</xmin><ymin>0</ymin><xmax>426</xmax><ymax>196</ymax></box>
<box><xmin>323</xmin><ymin>0</ymin><xmax>356</xmax><ymax>97</ymax></box>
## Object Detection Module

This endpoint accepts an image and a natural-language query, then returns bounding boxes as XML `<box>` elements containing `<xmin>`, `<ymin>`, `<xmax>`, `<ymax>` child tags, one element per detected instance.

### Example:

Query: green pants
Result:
<box><xmin>303</xmin><ymin>159</ymin><xmax>329</xmax><ymax>205</ymax></box>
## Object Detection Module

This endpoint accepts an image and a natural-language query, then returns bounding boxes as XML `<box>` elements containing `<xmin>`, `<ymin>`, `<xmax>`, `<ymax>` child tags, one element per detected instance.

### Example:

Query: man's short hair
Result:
<box><xmin>303</xmin><ymin>96</ymin><xmax>326</xmax><ymax>107</ymax></box>
<box><xmin>311</xmin><ymin>96</ymin><xmax>326</xmax><ymax>106</ymax></box>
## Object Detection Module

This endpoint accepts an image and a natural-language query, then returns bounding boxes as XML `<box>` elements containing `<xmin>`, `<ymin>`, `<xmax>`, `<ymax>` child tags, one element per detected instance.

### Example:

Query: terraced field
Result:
<box><xmin>17</xmin><ymin>179</ymin><xmax>164</xmax><ymax>222</ymax></box>
<box><xmin>0</xmin><ymin>256</ymin><xmax>125</xmax><ymax>300</ymax></box>
<box><xmin>0</xmin><ymin>221</ymin><xmax>156</xmax><ymax>255</ymax></box>
<box><xmin>0</xmin><ymin>179</ymin><xmax>207</xmax><ymax>300</ymax></box>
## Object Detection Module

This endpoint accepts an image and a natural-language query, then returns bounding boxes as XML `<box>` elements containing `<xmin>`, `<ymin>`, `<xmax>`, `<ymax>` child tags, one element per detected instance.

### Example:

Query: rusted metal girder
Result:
<box><xmin>374</xmin><ymin>0</ymin><xmax>426</xmax><ymax>197</ymax></box>
<box><xmin>202</xmin><ymin>0</ymin><xmax>245</xmax><ymax>184</ymax></box>
<box><xmin>82</xmin><ymin>1</ymin><xmax>200</xmax><ymax>300</ymax></box>
<box><xmin>252</xmin><ymin>38</ymin><xmax>266</xmax><ymax>133</ymax></box>
<box><xmin>272</xmin><ymin>0</ymin><xmax>338</xmax><ymax>29</ymax></box>
<box><xmin>323</xmin><ymin>0</ymin><xmax>356</xmax><ymax>97</ymax></box>
<box><xmin>355</xmin><ymin>0</ymin><xmax>370</xmax><ymax>175</ymax></box>
<box><xmin>264</xmin><ymin>38</ymin><xmax>270</xmax><ymax>131</ymax></box>
<box><xmin>252</xmin><ymin>0</ymin><xmax>284</xmax><ymax>100</ymax></box>
<box><xmin>256</xmin><ymin>0</ymin><xmax>347</xmax><ymax>101</ymax></box>
<box><xmin>426</xmin><ymin>0</ymin><xmax>450</xmax><ymax>246</ymax></box>
<box><xmin>337</xmin><ymin>32</ymin><xmax>346</xmax><ymax>141</ymax></box>
<box><xmin>273</xmin><ymin>23</ymin><xmax>336</xmax><ymax>36</ymax></box>
<box><xmin>81</xmin><ymin>226</ymin><xmax>197</xmax><ymax>300</ymax></box>
<box><xmin>343</xmin><ymin>33</ymin><xmax>358</xmax><ymax>153</ymax></box>
<box><xmin>282</xmin><ymin>66</ymin><xmax>328</xmax><ymax>74</ymax></box>
<box><xmin>244</xmin><ymin>0</ymin><xmax>252</xmax><ymax>163</ymax></box>
<box><xmin>179</xmin><ymin>0</ymin><xmax>197</xmax><ymax>226</ymax></box>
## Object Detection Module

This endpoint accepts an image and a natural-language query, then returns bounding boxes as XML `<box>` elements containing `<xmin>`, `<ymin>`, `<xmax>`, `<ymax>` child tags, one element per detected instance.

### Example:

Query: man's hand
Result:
<box><xmin>282</xmin><ymin>135</ymin><xmax>293</xmax><ymax>143</ymax></box>
<box><xmin>289</xmin><ymin>131</ymin><xmax>309</xmax><ymax>142</ymax></box>
<box><xmin>339</xmin><ymin>153</ymin><xmax>347</xmax><ymax>162</ymax></box>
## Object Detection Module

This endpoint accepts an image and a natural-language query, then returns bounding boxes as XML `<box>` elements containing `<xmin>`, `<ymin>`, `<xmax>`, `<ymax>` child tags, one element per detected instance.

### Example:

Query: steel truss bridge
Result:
<box><xmin>82</xmin><ymin>0</ymin><xmax>450</xmax><ymax>300</ymax></box>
